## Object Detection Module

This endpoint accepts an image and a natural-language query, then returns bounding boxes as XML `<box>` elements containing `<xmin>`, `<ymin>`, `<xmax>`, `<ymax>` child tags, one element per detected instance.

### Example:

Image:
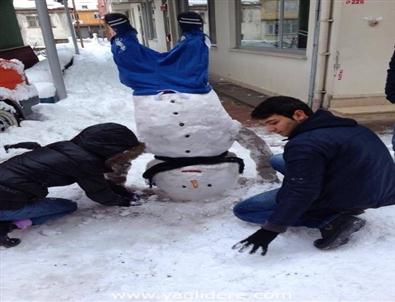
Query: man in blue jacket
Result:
<box><xmin>385</xmin><ymin>48</ymin><xmax>395</xmax><ymax>152</ymax></box>
<box><xmin>233</xmin><ymin>96</ymin><xmax>395</xmax><ymax>255</ymax></box>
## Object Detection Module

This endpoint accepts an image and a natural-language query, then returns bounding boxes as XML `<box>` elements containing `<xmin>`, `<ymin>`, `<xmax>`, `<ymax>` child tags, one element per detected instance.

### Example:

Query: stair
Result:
<box><xmin>329</xmin><ymin>97</ymin><xmax>395</xmax><ymax>123</ymax></box>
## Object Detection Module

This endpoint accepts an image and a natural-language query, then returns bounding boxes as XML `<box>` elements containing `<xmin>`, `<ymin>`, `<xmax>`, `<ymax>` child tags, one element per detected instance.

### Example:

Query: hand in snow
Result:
<box><xmin>232</xmin><ymin>228</ymin><xmax>278</xmax><ymax>256</ymax></box>
<box><xmin>114</xmin><ymin>194</ymin><xmax>142</xmax><ymax>207</ymax></box>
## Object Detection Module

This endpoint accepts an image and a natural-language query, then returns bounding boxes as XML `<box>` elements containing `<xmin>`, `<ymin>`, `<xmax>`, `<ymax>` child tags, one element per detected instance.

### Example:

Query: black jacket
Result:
<box><xmin>0</xmin><ymin>123</ymin><xmax>140</xmax><ymax>210</ymax></box>
<box><xmin>385</xmin><ymin>49</ymin><xmax>395</xmax><ymax>103</ymax></box>
<box><xmin>268</xmin><ymin>110</ymin><xmax>395</xmax><ymax>229</ymax></box>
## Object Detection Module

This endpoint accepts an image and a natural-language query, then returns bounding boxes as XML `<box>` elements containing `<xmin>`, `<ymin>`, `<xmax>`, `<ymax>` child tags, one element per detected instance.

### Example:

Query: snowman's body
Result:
<box><xmin>110</xmin><ymin>29</ymin><xmax>244</xmax><ymax>201</ymax></box>
<box><xmin>134</xmin><ymin>90</ymin><xmax>241</xmax><ymax>157</ymax></box>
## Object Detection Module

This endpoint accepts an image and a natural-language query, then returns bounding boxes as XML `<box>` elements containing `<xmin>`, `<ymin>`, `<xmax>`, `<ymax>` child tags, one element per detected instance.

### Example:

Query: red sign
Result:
<box><xmin>346</xmin><ymin>0</ymin><xmax>364</xmax><ymax>4</ymax></box>
<box><xmin>160</xmin><ymin>4</ymin><xmax>168</xmax><ymax>11</ymax></box>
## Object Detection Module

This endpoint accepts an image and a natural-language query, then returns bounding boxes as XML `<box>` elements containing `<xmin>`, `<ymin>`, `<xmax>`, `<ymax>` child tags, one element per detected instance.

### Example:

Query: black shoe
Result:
<box><xmin>0</xmin><ymin>235</ymin><xmax>21</xmax><ymax>248</ymax></box>
<box><xmin>314</xmin><ymin>215</ymin><xmax>366</xmax><ymax>250</ymax></box>
<box><xmin>0</xmin><ymin>221</ymin><xmax>21</xmax><ymax>248</ymax></box>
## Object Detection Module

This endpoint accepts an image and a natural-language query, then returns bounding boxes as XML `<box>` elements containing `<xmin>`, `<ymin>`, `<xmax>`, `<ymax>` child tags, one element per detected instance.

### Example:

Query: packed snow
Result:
<box><xmin>0</xmin><ymin>40</ymin><xmax>394</xmax><ymax>302</ymax></box>
<box><xmin>24</xmin><ymin>45</ymin><xmax>74</xmax><ymax>98</ymax></box>
<box><xmin>13</xmin><ymin>0</ymin><xmax>71</xmax><ymax>9</ymax></box>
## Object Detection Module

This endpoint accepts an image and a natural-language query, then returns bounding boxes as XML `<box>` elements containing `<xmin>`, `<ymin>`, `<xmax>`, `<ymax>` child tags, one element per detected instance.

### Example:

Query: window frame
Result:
<box><xmin>186</xmin><ymin>0</ymin><xmax>217</xmax><ymax>45</ymax></box>
<box><xmin>143</xmin><ymin>0</ymin><xmax>158</xmax><ymax>40</ymax></box>
<box><xmin>235</xmin><ymin>0</ymin><xmax>308</xmax><ymax>54</ymax></box>
<box><xmin>26</xmin><ymin>15</ymin><xmax>39</xmax><ymax>28</ymax></box>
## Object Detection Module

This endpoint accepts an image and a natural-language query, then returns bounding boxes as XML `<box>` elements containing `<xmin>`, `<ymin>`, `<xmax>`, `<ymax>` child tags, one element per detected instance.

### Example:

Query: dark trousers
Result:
<box><xmin>233</xmin><ymin>154</ymin><xmax>339</xmax><ymax>228</ymax></box>
<box><xmin>0</xmin><ymin>198</ymin><xmax>77</xmax><ymax>225</ymax></box>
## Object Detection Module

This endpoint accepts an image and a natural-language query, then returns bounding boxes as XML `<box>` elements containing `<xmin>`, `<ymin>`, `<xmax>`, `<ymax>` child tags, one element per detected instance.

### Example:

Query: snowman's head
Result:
<box><xmin>145</xmin><ymin>154</ymin><xmax>243</xmax><ymax>201</ymax></box>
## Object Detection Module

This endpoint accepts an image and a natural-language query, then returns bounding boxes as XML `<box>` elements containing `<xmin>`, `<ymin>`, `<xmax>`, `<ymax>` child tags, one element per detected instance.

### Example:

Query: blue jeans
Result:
<box><xmin>269</xmin><ymin>153</ymin><xmax>286</xmax><ymax>175</ymax></box>
<box><xmin>233</xmin><ymin>154</ymin><xmax>338</xmax><ymax>228</ymax></box>
<box><xmin>0</xmin><ymin>198</ymin><xmax>77</xmax><ymax>225</ymax></box>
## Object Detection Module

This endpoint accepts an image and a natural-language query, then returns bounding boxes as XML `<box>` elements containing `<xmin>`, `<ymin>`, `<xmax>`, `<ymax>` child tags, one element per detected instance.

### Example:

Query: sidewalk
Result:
<box><xmin>212</xmin><ymin>79</ymin><xmax>393</xmax><ymax>134</ymax></box>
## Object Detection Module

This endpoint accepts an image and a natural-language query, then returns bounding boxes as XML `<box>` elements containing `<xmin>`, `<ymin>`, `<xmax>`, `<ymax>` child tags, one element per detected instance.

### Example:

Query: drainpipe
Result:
<box><xmin>64</xmin><ymin>0</ymin><xmax>79</xmax><ymax>55</ymax></box>
<box><xmin>317</xmin><ymin>0</ymin><xmax>335</xmax><ymax>109</ymax></box>
<box><xmin>308</xmin><ymin>0</ymin><xmax>334</xmax><ymax>110</ymax></box>
<box><xmin>307</xmin><ymin>0</ymin><xmax>321</xmax><ymax>108</ymax></box>
<box><xmin>35</xmin><ymin>0</ymin><xmax>67</xmax><ymax>100</ymax></box>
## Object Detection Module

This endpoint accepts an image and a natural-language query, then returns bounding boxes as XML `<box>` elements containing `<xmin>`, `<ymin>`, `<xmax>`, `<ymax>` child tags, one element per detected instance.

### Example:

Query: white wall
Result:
<box><xmin>74</xmin><ymin>0</ymin><xmax>98</xmax><ymax>10</ymax></box>
<box><xmin>209</xmin><ymin>0</ymin><xmax>317</xmax><ymax>101</ymax></box>
<box><xmin>326</xmin><ymin>0</ymin><xmax>395</xmax><ymax>100</ymax></box>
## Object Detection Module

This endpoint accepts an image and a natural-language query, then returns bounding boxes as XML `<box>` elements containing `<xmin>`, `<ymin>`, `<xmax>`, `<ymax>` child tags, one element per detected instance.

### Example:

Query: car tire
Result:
<box><xmin>0</xmin><ymin>109</ymin><xmax>18</xmax><ymax>132</ymax></box>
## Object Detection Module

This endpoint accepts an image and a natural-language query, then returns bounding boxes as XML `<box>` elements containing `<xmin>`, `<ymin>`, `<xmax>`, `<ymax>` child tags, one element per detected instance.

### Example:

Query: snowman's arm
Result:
<box><xmin>236</xmin><ymin>127</ymin><xmax>278</xmax><ymax>182</ymax></box>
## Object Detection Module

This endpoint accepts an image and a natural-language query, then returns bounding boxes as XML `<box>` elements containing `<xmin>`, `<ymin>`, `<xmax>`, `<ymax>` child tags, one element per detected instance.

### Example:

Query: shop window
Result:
<box><xmin>236</xmin><ymin>0</ymin><xmax>309</xmax><ymax>51</ymax></box>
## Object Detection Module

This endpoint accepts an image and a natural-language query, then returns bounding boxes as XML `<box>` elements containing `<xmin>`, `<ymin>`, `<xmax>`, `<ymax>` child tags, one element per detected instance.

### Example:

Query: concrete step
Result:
<box><xmin>211</xmin><ymin>81</ymin><xmax>268</xmax><ymax>108</ymax></box>
<box><xmin>330</xmin><ymin>104</ymin><xmax>395</xmax><ymax>122</ymax></box>
<box><xmin>330</xmin><ymin>96</ymin><xmax>388</xmax><ymax>108</ymax></box>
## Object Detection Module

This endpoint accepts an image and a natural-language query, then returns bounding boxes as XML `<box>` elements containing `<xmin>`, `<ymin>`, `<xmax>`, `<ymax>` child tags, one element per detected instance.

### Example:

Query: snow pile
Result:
<box><xmin>0</xmin><ymin>58</ymin><xmax>25</xmax><ymax>74</ymax></box>
<box><xmin>13</xmin><ymin>0</ymin><xmax>71</xmax><ymax>9</ymax></box>
<box><xmin>0</xmin><ymin>40</ymin><xmax>394</xmax><ymax>301</ymax></box>
<box><xmin>0</xmin><ymin>82</ymin><xmax>38</xmax><ymax>102</ymax></box>
<box><xmin>0</xmin><ymin>59</ymin><xmax>38</xmax><ymax>102</ymax></box>
<box><xmin>25</xmin><ymin>44</ymin><xmax>74</xmax><ymax>98</ymax></box>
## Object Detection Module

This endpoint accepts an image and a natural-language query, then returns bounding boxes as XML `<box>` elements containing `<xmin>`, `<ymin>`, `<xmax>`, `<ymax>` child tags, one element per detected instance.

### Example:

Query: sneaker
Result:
<box><xmin>0</xmin><ymin>222</ymin><xmax>21</xmax><ymax>248</ymax></box>
<box><xmin>314</xmin><ymin>215</ymin><xmax>366</xmax><ymax>250</ymax></box>
<box><xmin>0</xmin><ymin>235</ymin><xmax>21</xmax><ymax>248</ymax></box>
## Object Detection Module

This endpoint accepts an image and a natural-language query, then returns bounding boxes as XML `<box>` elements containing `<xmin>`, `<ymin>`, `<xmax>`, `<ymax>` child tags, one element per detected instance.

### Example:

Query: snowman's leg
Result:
<box><xmin>236</xmin><ymin>127</ymin><xmax>278</xmax><ymax>182</ymax></box>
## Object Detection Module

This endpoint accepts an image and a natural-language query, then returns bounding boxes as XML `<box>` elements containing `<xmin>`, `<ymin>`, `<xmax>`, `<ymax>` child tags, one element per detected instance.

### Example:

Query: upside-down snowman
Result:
<box><xmin>105</xmin><ymin>12</ymin><xmax>272</xmax><ymax>201</ymax></box>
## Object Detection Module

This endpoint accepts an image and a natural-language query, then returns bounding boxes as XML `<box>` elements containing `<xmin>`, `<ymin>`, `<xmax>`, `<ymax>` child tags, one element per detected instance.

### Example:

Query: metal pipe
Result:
<box><xmin>64</xmin><ymin>0</ymin><xmax>79</xmax><ymax>55</ymax></box>
<box><xmin>317</xmin><ymin>0</ymin><xmax>335</xmax><ymax>109</ymax></box>
<box><xmin>279</xmin><ymin>0</ymin><xmax>285</xmax><ymax>49</ymax></box>
<box><xmin>35</xmin><ymin>0</ymin><xmax>67</xmax><ymax>100</ymax></box>
<box><xmin>72</xmin><ymin>0</ymin><xmax>84</xmax><ymax>48</ymax></box>
<box><xmin>307</xmin><ymin>0</ymin><xmax>321</xmax><ymax>108</ymax></box>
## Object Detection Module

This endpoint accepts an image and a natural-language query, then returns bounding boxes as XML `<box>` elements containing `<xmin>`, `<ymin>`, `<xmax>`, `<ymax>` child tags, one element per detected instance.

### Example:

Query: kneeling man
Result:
<box><xmin>233</xmin><ymin>96</ymin><xmax>395</xmax><ymax>255</ymax></box>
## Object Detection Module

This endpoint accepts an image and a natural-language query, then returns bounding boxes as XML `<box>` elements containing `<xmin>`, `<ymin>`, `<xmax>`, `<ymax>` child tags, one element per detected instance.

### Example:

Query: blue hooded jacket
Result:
<box><xmin>269</xmin><ymin>110</ymin><xmax>395</xmax><ymax>227</ymax></box>
<box><xmin>110</xmin><ymin>30</ymin><xmax>212</xmax><ymax>95</ymax></box>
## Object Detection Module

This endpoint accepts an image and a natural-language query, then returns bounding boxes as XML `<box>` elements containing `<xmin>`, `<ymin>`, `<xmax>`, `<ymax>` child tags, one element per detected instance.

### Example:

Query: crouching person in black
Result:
<box><xmin>0</xmin><ymin>123</ymin><xmax>145</xmax><ymax>248</ymax></box>
<box><xmin>233</xmin><ymin>97</ymin><xmax>395</xmax><ymax>255</ymax></box>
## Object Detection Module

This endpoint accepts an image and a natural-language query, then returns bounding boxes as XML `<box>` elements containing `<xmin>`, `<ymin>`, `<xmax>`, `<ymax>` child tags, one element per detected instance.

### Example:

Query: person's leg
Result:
<box><xmin>234</xmin><ymin>188</ymin><xmax>340</xmax><ymax>228</ymax></box>
<box><xmin>269</xmin><ymin>154</ymin><xmax>286</xmax><ymax>175</ymax></box>
<box><xmin>392</xmin><ymin>124</ymin><xmax>395</xmax><ymax>153</ymax></box>
<box><xmin>298</xmin><ymin>212</ymin><xmax>342</xmax><ymax>229</ymax></box>
<box><xmin>0</xmin><ymin>198</ymin><xmax>77</xmax><ymax>225</ymax></box>
<box><xmin>233</xmin><ymin>189</ymin><xmax>279</xmax><ymax>224</ymax></box>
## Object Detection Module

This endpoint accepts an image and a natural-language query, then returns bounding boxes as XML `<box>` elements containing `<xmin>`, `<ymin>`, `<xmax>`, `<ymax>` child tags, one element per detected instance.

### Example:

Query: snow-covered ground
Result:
<box><xmin>1</xmin><ymin>40</ymin><xmax>394</xmax><ymax>302</ymax></box>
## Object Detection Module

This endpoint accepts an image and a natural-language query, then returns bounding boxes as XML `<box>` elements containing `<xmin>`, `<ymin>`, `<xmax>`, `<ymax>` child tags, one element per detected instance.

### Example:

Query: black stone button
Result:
<box><xmin>185</xmin><ymin>150</ymin><xmax>190</xmax><ymax>153</ymax></box>
<box><xmin>173</xmin><ymin>112</ymin><xmax>178</xmax><ymax>115</ymax></box>
<box><xmin>179</xmin><ymin>122</ymin><xmax>185</xmax><ymax>127</ymax></box>
<box><xmin>185</xmin><ymin>134</ymin><xmax>190</xmax><ymax>138</ymax></box>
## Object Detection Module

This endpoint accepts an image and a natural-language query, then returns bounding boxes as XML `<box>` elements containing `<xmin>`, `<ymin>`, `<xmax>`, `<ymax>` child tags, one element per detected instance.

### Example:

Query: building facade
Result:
<box><xmin>13</xmin><ymin>0</ymin><xmax>71</xmax><ymax>48</ymax></box>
